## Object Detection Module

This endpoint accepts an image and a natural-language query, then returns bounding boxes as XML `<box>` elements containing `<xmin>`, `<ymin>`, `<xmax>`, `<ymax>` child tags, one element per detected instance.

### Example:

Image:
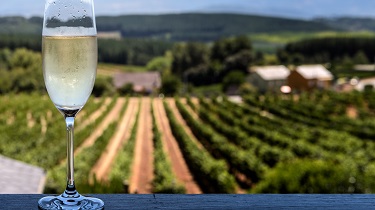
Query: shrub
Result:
<box><xmin>252</xmin><ymin>159</ymin><xmax>362</xmax><ymax>193</ymax></box>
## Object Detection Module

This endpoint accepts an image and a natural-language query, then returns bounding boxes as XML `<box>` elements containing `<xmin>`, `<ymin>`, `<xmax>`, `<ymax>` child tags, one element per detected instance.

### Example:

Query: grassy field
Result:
<box><xmin>191</xmin><ymin>84</ymin><xmax>222</xmax><ymax>96</ymax></box>
<box><xmin>251</xmin><ymin>30</ymin><xmax>375</xmax><ymax>53</ymax></box>
<box><xmin>97</xmin><ymin>63</ymin><xmax>148</xmax><ymax>76</ymax></box>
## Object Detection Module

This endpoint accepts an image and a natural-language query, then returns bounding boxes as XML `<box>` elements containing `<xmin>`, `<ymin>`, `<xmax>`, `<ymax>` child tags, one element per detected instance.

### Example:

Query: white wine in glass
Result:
<box><xmin>38</xmin><ymin>0</ymin><xmax>104</xmax><ymax>209</ymax></box>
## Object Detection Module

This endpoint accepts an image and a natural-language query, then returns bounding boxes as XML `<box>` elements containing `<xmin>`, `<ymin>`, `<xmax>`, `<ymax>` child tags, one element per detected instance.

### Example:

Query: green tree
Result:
<box><xmin>211</xmin><ymin>35</ymin><xmax>252</xmax><ymax>62</ymax></box>
<box><xmin>342</xmin><ymin>55</ymin><xmax>354</xmax><ymax>70</ymax></box>
<box><xmin>118</xmin><ymin>83</ymin><xmax>134</xmax><ymax>95</ymax></box>
<box><xmin>0</xmin><ymin>69</ymin><xmax>12</xmax><ymax>93</ymax></box>
<box><xmin>9</xmin><ymin>48</ymin><xmax>41</xmax><ymax>69</ymax></box>
<box><xmin>252</xmin><ymin>159</ymin><xmax>363</xmax><ymax>193</ymax></box>
<box><xmin>224</xmin><ymin>50</ymin><xmax>253</xmax><ymax>73</ymax></box>
<box><xmin>0</xmin><ymin>48</ymin><xmax>11</xmax><ymax>69</ymax></box>
<box><xmin>146</xmin><ymin>55</ymin><xmax>172</xmax><ymax>74</ymax></box>
<box><xmin>0</xmin><ymin>48</ymin><xmax>46</xmax><ymax>94</ymax></box>
<box><xmin>222</xmin><ymin>70</ymin><xmax>246</xmax><ymax>92</ymax></box>
<box><xmin>92</xmin><ymin>76</ymin><xmax>115</xmax><ymax>97</ymax></box>
<box><xmin>353</xmin><ymin>51</ymin><xmax>369</xmax><ymax>64</ymax></box>
<box><xmin>171</xmin><ymin>42</ymin><xmax>209</xmax><ymax>78</ymax></box>
<box><xmin>160</xmin><ymin>74</ymin><xmax>181</xmax><ymax>96</ymax></box>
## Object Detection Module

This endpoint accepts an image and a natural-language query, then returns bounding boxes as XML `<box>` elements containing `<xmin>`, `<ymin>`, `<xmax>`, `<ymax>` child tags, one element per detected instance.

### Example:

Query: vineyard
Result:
<box><xmin>2</xmin><ymin>91</ymin><xmax>375</xmax><ymax>193</ymax></box>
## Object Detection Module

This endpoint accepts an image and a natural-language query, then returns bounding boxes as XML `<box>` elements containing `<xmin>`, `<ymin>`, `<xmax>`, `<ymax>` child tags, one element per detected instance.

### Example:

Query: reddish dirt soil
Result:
<box><xmin>154</xmin><ymin>98</ymin><xmax>202</xmax><ymax>194</ymax></box>
<box><xmin>74</xmin><ymin>98</ymin><xmax>125</xmax><ymax>156</ymax></box>
<box><xmin>76</xmin><ymin>98</ymin><xmax>112</xmax><ymax>132</ymax></box>
<box><xmin>129</xmin><ymin>97</ymin><xmax>154</xmax><ymax>194</ymax></box>
<box><xmin>166</xmin><ymin>98</ymin><xmax>204</xmax><ymax>149</ymax></box>
<box><xmin>191</xmin><ymin>97</ymin><xmax>199</xmax><ymax>106</ymax></box>
<box><xmin>90</xmin><ymin>97</ymin><xmax>139</xmax><ymax>182</ymax></box>
<box><xmin>180</xmin><ymin>98</ymin><xmax>199</xmax><ymax>120</ymax></box>
<box><xmin>173</xmin><ymin>98</ymin><xmax>247</xmax><ymax>194</ymax></box>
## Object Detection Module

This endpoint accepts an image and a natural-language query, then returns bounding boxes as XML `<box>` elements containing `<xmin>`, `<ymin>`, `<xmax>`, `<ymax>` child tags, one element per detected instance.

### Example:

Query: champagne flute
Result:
<box><xmin>38</xmin><ymin>0</ymin><xmax>104</xmax><ymax>209</ymax></box>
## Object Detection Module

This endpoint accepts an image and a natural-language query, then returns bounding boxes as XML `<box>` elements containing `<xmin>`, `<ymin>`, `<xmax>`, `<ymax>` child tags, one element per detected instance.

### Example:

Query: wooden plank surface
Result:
<box><xmin>1</xmin><ymin>194</ymin><xmax>375</xmax><ymax>209</ymax></box>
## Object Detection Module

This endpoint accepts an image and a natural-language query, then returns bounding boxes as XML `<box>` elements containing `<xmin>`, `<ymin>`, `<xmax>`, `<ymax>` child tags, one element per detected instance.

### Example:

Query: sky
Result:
<box><xmin>1</xmin><ymin>0</ymin><xmax>375</xmax><ymax>19</ymax></box>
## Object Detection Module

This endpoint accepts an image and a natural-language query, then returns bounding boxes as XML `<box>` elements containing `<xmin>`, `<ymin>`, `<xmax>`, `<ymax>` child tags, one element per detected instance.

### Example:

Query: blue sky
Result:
<box><xmin>1</xmin><ymin>0</ymin><xmax>375</xmax><ymax>19</ymax></box>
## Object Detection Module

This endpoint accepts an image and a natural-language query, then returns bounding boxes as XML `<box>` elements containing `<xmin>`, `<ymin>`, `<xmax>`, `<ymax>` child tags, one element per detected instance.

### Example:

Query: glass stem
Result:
<box><xmin>65</xmin><ymin>116</ymin><xmax>77</xmax><ymax>194</ymax></box>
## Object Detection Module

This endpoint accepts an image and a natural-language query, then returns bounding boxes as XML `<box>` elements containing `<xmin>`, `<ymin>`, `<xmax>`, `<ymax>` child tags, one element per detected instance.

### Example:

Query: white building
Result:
<box><xmin>247</xmin><ymin>65</ymin><xmax>290</xmax><ymax>93</ymax></box>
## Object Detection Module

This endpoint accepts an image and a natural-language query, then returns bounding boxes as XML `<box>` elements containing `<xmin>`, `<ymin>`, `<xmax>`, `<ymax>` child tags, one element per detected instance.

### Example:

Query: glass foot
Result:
<box><xmin>38</xmin><ymin>193</ymin><xmax>104</xmax><ymax>210</ymax></box>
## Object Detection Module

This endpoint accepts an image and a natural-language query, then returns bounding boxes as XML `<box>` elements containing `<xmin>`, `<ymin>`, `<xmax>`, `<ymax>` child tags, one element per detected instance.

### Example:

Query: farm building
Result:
<box><xmin>355</xmin><ymin>77</ymin><xmax>375</xmax><ymax>91</ymax></box>
<box><xmin>247</xmin><ymin>65</ymin><xmax>290</xmax><ymax>93</ymax></box>
<box><xmin>113</xmin><ymin>72</ymin><xmax>161</xmax><ymax>94</ymax></box>
<box><xmin>0</xmin><ymin>155</ymin><xmax>45</xmax><ymax>194</ymax></box>
<box><xmin>288</xmin><ymin>65</ymin><xmax>333</xmax><ymax>92</ymax></box>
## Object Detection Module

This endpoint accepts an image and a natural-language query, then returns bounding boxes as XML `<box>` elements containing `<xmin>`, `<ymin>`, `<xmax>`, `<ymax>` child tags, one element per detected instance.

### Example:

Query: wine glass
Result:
<box><xmin>38</xmin><ymin>0</ymin><xmax>104</xmax><ymax>209</ymax></box>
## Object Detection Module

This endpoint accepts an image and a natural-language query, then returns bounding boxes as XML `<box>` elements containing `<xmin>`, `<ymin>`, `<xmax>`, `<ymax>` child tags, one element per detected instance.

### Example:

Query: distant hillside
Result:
<box><xmin>96</xmin><ymin>13</ymin><xmax>333</xmax><ymax>41</ymax></box>
<box><xmin>0</xmin><ymin>16</ymin><xmax>42</xmax><ymax>34</ymax></box>
<box><xmin>315</xmin><ymin>17</ymin><xmax>375</xmax><ymax>31</ymax></box>
<box><xmin>0</xmin><ymin>13</ymin><xmax>332</xmax><ymax>42</ymax></box>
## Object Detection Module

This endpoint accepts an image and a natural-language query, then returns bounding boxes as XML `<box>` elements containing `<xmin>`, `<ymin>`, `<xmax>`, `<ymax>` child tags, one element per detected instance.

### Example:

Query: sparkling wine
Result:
<box><xmin>42</xmin><ymin>36</ymin><xmax>97</xmax><ymax>110</ymax></box>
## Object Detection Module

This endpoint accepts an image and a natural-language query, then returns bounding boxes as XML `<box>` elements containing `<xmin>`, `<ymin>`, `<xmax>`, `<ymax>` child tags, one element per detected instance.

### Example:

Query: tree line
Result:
<box><xmin>3</xmin><ymin>34</ymin><xmax>375</xmax><ymax>95</ymax></box>
<box><xmin>277</xmin><ymin>37</ymin><xmax>375</xmax><ymax>65</ymax></box>
<box><xmin>0</xmin><ymin>14</ymin><xmax>332</xmax><ymax>42</ymax></box>
<box><xmin>168</xmin><ymin>36</ymin><xmax>260</xmax><ymax>92</ymax></box>
<box><xmin>0</xmin><ymin>34</ymin><xmax>171</xmax><ymax>66</ymax></box>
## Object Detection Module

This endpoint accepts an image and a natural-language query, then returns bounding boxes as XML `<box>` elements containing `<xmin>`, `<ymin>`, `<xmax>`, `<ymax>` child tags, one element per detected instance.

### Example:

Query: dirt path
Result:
<box><xmin>191</xmin><ymin>97</ymin><xmax>199</xmax><ymax>107</ymax></box>
<box><xmin>166</xmin><ymin>98</ymin><xmax>204</xmax><ymax>149</ymax></box>
<box><xmin>129</xmin><ymin>97</ymin><xmax>154</xmax><ymax>194</ymax></box>
<box><xmin>76</xmin><ymin>98</ymin><xmax>112</xmax><ymax>132</ymax></box>
<box><xmin>90</xmin><ymin>97</ymin><xmax>139</xmax><ymax>182</ymax></box>
<box><xmin>169</xmin><ymin>98</ymin><xmax>246</xmax><ymax>194</ymax></box>
<box><xmin>74</xmin><ymin>98</ymin><xmax>125</xmax><ymax>156</ymax></box>
<box><xmin>180</xmin><ymin>98</ymin><xmax>199</xmax><ymax>120</ymax></box>
<box><xmin>154</xmin><ymin>98</ymin><xmax>202</xmax><ymax>194</ymax></box>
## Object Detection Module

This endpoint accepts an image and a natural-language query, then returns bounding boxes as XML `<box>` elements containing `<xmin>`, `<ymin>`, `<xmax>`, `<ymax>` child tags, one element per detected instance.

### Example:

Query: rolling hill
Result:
<box><xmin>0</xmin><ymin>13</ymin><xmax>333</xmax><ymax>42</ymax></box>
<box><xmin>315</xmin><ymin>17</ymin><xmax>375</xmax><ymax>31</ymax></box>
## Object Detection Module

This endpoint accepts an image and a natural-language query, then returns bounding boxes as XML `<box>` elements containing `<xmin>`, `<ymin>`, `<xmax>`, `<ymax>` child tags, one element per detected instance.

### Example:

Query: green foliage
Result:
<box><xmin>211</xmin><ymin>36</ymin><xmax>253</xmax><ymax>77</ymax></box>
<box><xmin>279</xmin><ymin>37</ymin><xmax>375</xmax><ymax>65</ymax></box>
<box><xmin>0</xmin><ymin>34</ymin><xmax>171</xmax><ymax>66</ymax></box>
<box><xmin>7</xmin><ymin>90</ymin><xmax>375</xmax><ymax>194</ymax></box>
<box><xmin>151</xmin><ymin>102</ymin><xmax>186</xmax><ymax>193</ymax></box>
<box><xmin>0</xmin><ymin>34</ymin><xmax>41</xmax><ymax>52</ymax></box>
<box><xmin>176</xmin><ymin>99</ymin><xmax>267</xmax><ymax>183</ymax></box>
<box><xmin>146</xmin><ymin>54</ymin><xmax>172</xmax><ymax>74</ymax></box>
<box><xmin>170</xmin><ymin>36</ymin><xmax>254</xmax><ymax>87</ymax></box>
<box><xmin>118</xmin><ymin>83</ymin><xmax>134</xmax><ymax>96</ymax></box>
<box><xmin>160</xmin><ymin>74</ymin><xmax>181</xmax><ymax>96</ymax></box>
<box><xmin>222</xmin><ymin>71</ymin><xmax>246</xmax><ymax>92</ymax></box>
<box><xmin>341</xmin><ymin>55</ymin><xmax>354</xmax><ymax>70</ymax></box>
<box><xmin>353</xmin><ymin>51</ymin><xmax>369</xmax><ymax>64</ymax></box>
<box><xmin>0</xmin><ymin>14</ymin><xmax>333</xmax><ymax>42</ymax></box>
<box><xmin>253</xmin><ymin>159</ymin><xmax>361</xmax><ymax>193</ymax></box>
<box><xmin>0</xmin><ymin>69</ymin><xmax>13</xmax><ymax>93</ymax></box>
<box><xmin>171</xmin><ymin>42</ymin><xmax>209</xmax><ymax>78</ymax></box>
<box><xmin>163</xmin><ymin>100</ymin><xmax>237</xmax><ymax>193</ymax></box>
<box><xmin>108</xmin><ymin>98</ymin><xmax>140</xmax><ymax>193</ymax></box>
<box><xmin>92</xmin><ymin>76</ymin><xmax>115</xmax><ymax>97</ymax></box>
<box><xmin>44</xmin><ymin>97</ymin><xmax>118</xmax><ymax>193</ymax></box>
<box><xmin>211</xmin><ymin>36</ymin><xmax>252</xmax><ymax>62</ymax></box>
<box><xmin>98</xmin><ymin>38</ymin><xmax>172</xmax><ymax>66</ymax></box>
<box><xmin>0</xmin><ymin>48</ymin><xmax>44</xmax><ymax>93</ymax></box>
<box><xmin>191</xmin><ymin>84</ymin><xmax>223</xmax><ymax>96</ymax></box>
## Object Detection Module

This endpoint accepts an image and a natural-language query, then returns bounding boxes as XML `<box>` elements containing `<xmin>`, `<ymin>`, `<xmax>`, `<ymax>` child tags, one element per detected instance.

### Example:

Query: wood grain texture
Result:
<box><xmin>1</xmin><ymin>194</ymin><xmax>375</xmax><ymax>209</ymax></box>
